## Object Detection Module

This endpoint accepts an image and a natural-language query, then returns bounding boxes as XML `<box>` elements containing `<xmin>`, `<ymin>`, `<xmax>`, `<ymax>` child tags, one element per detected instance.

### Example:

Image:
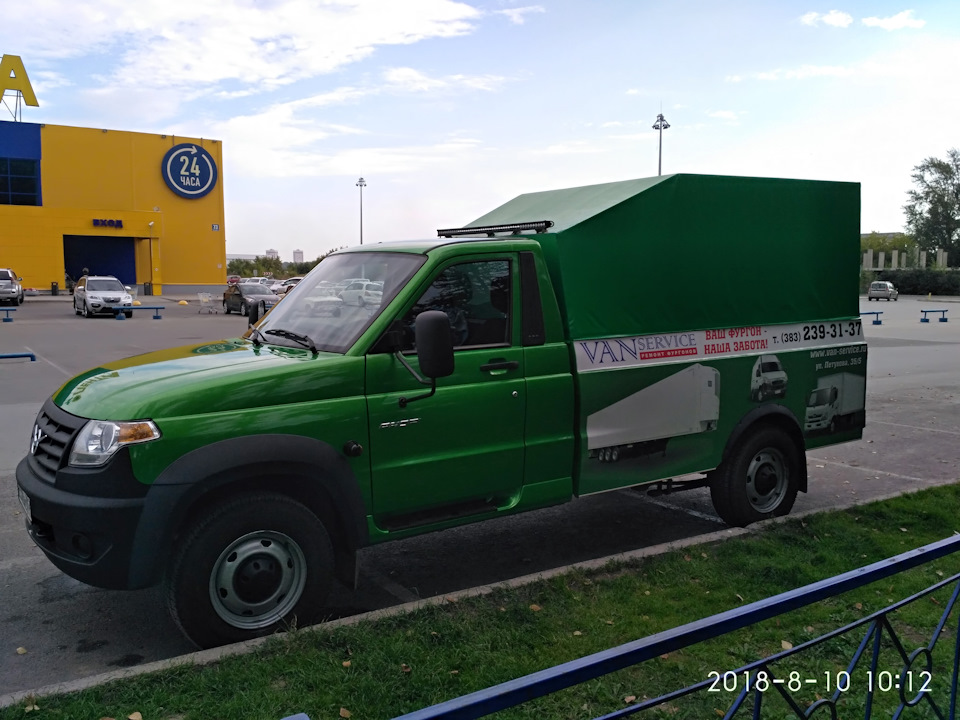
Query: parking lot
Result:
<box><xmin>1</xmin><ymin>293</ymin><xmax>959</xmax><ymax>699</ymax></box>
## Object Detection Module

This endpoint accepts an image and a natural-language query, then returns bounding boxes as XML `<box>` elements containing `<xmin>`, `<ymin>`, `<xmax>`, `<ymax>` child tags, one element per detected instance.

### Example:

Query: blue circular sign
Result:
<box><xmin>161</xmin><ymin>143</ymin><xmax>218</xmax><ymax>199</ymax></box>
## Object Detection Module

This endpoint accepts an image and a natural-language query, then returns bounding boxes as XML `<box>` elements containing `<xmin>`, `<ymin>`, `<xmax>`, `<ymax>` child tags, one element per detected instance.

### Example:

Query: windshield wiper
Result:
<box><xmin>247</xmin><ymin>325</ymin><xmax>266</xmax><ymax>347</ymax></box>
<box><xmin>264</xmin><ymin>328</ymin><xmax>319</xmax><ymax>355</ymax></box>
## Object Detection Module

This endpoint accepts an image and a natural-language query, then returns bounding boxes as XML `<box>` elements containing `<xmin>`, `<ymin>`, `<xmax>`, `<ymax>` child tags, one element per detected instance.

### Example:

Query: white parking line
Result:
<box><xmin>23</xmin><ymin>346</ymin><xmax>72</xmax><ymax>377</ymax></box>
<box><xmin>870</xmin><ymin>420</ymin><xmax>960</xmax><ymax>436</ymax></box>
<box><xmin>361</xmin><ymin>566</ymin><xmax>421</xmax><ymax>603</ymax></box>
<box><xmin>642</xmin><ymin>495</ymin><xmax>726</xmax><ymax>523</ymax></box>
<box><xmin>806</xmin><ymin>457</ymin><xmax>930</xmax><ymax>483</ymax></box>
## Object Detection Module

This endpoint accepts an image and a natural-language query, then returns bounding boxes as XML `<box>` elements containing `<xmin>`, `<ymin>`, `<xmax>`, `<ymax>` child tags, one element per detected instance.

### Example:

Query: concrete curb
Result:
<box><xmin>0</xmin><ymin>483</ymin><xmax>939</xmax><ymax>710</ymax></box>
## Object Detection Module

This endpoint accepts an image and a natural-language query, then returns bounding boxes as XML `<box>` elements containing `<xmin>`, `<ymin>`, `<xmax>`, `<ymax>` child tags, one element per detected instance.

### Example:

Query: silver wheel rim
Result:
<box><xmin>745</xmin><ymin>447</ymin><xmax>788</xmax><ymax>513</ymax></box>
<box><xmin>208</xmin><ymin>530</ymin><xmax>307</xmax><ymax>630</ymax></box>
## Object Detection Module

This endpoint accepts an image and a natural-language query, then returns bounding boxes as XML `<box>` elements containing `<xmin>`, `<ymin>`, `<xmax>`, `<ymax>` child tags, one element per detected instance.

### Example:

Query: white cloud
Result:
<box><xmin>800</xmin><ymin>10</ymin><xmax>853</xmax><ymax>27</ymax></box>
<box><xmin>494</xmin><ymin>5</ymin><xmax>545</xmax><ymax>25</ymax></box>
<box><xmin>725</xmin><ymin>75</ymin><xmax>743</xmax><ymax>83</ymax></box>
<box><xmin>862</xmin><ymin>10</ymin><xmax>925</xmax><ymax>30</ymax></box>
<box><xmin>533</xmin><ymin>140</ymin><xmax>603</xmax><ymax>155</ymax></box>
<box><xmin>708</xmin><ymin>110</ymin><xmax>739</xmax><ymax>122</ymax></box>
<box><xmin>756</xmin><ymin>64</ymin><xmax>855</xmax><ymax>81</ymax></box>
<box><xmin>2</xmin><ymin>0</ymin><xmax>482</xmax><ymax>96</ymax></box>
<box><xmin>626</xmin><ymin>89</ymin><xmax>641</xmax><ymax>95</ymax></box>
<box><xmin>382</xmin><ymin>67</ymin><xmax>507</xmax><ymax>93</ymax></box>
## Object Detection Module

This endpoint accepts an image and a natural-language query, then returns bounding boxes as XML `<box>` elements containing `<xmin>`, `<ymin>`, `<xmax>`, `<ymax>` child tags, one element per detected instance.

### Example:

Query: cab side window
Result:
<box><xmin>402</xmin><ymin>260</ymin><xmax>511</xmax><ymax>351</ymax></box>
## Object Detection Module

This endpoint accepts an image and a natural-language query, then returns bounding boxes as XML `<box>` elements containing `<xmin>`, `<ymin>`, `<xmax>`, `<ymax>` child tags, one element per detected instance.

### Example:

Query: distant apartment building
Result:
<box><xmin>266</xmin><ymin>248</ymin><xmax>279</xmax><ymax>259</ymax></box>
<box><xmin>293</xmin><ymin>249</ymin><xmax>304</xmax><ymax>264</ymax></box>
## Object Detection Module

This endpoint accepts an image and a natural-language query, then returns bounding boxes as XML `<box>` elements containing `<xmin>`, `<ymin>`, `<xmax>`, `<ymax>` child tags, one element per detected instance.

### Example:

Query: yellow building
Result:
<box><xmin>0</xmin><ymin>119</ymin><xmax>225</xmax><ymax>295</ymax></box>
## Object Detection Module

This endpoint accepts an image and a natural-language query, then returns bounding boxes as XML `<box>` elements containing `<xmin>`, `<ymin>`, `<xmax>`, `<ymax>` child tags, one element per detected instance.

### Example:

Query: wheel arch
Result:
<box><xmin>130</xmin><ymin>434</ymin><xmax>368</xmax><ymax>588</ymax></box>
<box><xmin>721</xmin><ymin>404</ymin><xmax>808</xmax><ymax>493</ymax></box>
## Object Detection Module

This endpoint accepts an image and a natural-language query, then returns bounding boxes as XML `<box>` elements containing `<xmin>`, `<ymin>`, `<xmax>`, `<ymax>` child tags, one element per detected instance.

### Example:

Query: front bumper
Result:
<box><xmin>15</xmin><ymin>399</ymin><xmax>185</xmax><ymax>590</ymax></box>
<box><xmin>17</xmin><ymin>454</ymin><xmax>146</xmax><ymax>589</ymax></box>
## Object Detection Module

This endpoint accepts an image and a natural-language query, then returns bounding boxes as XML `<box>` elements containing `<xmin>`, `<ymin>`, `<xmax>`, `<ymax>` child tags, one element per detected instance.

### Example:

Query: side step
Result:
<box><xmin>379</xmin><ymin>498</ymin><xmax>498</xmax><ymax>532</ymax></box>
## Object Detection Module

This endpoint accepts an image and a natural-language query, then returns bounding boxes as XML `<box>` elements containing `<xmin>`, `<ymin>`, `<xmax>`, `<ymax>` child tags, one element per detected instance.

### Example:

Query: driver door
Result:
<box><xmin>365</xmin><ymin>256</ymin><xmax>525</xmax><ymax>528</ymax></box>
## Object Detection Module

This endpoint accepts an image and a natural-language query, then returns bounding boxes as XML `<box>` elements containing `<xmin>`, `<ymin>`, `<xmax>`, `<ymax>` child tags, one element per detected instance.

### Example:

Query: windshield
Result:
<box><xmin>250</xmin><ymin>251</ymin><xmax>425</xmax><ymax>353</ymax></box>
<box><xmin>760</xmin><ymin>361</ymin><xmax>781</xmax><ymax>373</ymax></box>
<box><xmin>87</xmin><ymin>279</ymin><xmax>125</xmax><ymax>292</ymax></box>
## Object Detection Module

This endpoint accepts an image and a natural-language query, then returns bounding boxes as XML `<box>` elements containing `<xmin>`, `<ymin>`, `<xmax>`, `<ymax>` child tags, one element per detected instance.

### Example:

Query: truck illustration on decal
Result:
<box><xmin>750</xmin><ymin>354</ymin><xmax>787</xmax><ymax>402</ymax></box>
<box><xmin>804</xmin><ymin>372</ymin><xmax>866</xmax><ymax>434</ymax></box>
<box><xmin>588</xmin><ymin>363</ymin><xmax>720</xmax><ymax>462</ymax></box>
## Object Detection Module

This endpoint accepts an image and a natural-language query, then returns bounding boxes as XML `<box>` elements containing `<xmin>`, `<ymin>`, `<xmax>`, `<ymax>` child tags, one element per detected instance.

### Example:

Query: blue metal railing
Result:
<box><xmin>388</xmin><ymin>535</ymin><xmax>960</xmax><ymax>720</ymax></box>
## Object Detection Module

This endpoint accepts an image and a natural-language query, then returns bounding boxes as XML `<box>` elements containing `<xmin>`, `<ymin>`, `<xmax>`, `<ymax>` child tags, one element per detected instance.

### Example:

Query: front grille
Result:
<box><xmin>28</xmin><ymin>399</ymin><xmax>86</xmax><ymax>484</ymax></box>
<box><xmin>103</xmin><ymin>296</ymin><xmax>120</xmax><ymax>303</ymax></box>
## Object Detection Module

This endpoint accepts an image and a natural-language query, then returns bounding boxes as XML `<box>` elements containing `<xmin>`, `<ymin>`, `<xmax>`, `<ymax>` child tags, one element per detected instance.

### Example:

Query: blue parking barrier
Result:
<box><xmin>1</xmin><ymin>307</ymin><xmax>16</xmax><ymax>322</ymax></box>
<box><xmin>0</xmin><ymin>352</ymin><xmax>36</xmax><ymax>361</ymax></box>
<box><xmin>920</xmin><ymin>308</ymin><xmax>948</xmax><ymax>323</ymax></box>
<box><xmin>860</xmin><ymin>310</ymin><xmax>882</xmax><ymax>325</ymax></box>
<box><xmin>113</xmin><ymin>305</ymin><xmax>164</xmax><ymax>320</ymax></box>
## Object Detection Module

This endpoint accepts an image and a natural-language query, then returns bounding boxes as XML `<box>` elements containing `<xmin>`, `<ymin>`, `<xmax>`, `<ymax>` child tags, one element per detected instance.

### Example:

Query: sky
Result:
<box><xmin>3</xmin><ymin>1</ymin><xmax>959</xmax><ymax>261</ymax></box>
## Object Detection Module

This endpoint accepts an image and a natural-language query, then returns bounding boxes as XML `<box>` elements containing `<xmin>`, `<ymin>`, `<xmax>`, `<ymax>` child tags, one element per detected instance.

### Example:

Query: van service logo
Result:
<box><xmin>575</xmin><ymin>321</ymin><xmax>866</xmax><ymax>372</ymax></box>
<box><xmin>161</xmin><ymin>143</ymin><xmax>218</xmax><ymax>199</ymax></box>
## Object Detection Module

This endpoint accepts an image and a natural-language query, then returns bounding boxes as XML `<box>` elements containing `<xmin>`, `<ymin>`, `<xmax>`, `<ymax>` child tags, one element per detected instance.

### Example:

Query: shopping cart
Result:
<box><xmin>197</xmin><ymin>292</ymin><xmax>219</xmax><ymax>314</ymax></box>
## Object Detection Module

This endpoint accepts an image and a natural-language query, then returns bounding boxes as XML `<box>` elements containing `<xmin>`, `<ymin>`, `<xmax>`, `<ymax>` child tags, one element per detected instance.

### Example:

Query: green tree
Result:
<box><xmin>903</xmin><ymin>149</ymin><xmax>960</xmax><ymax>266</ymax></box>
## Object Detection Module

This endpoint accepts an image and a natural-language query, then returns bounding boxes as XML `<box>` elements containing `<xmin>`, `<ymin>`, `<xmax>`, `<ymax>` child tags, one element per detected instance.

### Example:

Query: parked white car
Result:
<box><xmin>73</xmin><ymin>275</ymin><xmax>134</xmax><ymax>318</ymax></box>
<box><xmin>338</xmin><ymin>280</ymin><xmax>383</xmax><ymax>307</ymax></box>
<box><xmin>867</xmin><ymin>280</ymin><xmax>898</xmax><ymax>301</ymax></box>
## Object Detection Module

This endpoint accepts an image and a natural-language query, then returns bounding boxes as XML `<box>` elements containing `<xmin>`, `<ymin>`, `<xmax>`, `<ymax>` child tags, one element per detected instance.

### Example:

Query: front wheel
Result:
<box><xmin>223</xmin><ymin>301</ymin><xmax>231</xmax><ymax>314</ymax></box>
<box><xmin>709</xmin><ymin>426</ymin><xmax>800</xmax><ymax>527</ymax></box>
<box><xmin>165</xmin><ymin>493</ymin><xmax>334</xmax><ymax>649</ymax></box>
<box><xmin>84</xmin><ymin>301</ymin><xmax>94</xmax><ymax>319</ymax></box>
<box><xmin>240</xmin><ymin>301</ymin><xmax>248</xmax><ymax>317</ymax></box>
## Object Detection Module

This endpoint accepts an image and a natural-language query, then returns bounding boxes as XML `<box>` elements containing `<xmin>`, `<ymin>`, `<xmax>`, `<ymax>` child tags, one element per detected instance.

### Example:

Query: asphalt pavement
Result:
<box><xmin>1</xmin><ymin>293</ymin><xmax>958</xmax><ymax>703</ymax></box>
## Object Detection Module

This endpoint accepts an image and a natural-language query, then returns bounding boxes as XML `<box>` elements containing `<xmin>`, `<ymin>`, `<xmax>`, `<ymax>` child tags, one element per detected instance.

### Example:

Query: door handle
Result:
<box><xmin>480</xmin><ymin>359</ymin><xmax>519</xmax><ymax>373</ymax></box>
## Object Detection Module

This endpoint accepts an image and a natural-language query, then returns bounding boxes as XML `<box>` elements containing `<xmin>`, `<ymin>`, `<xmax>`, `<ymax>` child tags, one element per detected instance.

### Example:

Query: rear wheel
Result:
<box><xmin>709</xmin><ymin>426</ymin><xmax>800</xmax><ymax>527</ymax></box>
<box><xmin>165</xmin><ymin>493</ymin><xmax>334</xmax><ymax>649</ymax></box>
<box><xmin>124</xmin><ymin>311</ymin><xmax>133</xmax><ymax>318</ymax></box>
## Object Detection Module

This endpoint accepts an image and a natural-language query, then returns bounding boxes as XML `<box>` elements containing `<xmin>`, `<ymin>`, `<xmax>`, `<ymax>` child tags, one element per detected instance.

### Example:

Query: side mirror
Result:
<box><xmin>415</xmin><ymin>310</ymin><xmax>454</xmax><ymax>379</ymax></box>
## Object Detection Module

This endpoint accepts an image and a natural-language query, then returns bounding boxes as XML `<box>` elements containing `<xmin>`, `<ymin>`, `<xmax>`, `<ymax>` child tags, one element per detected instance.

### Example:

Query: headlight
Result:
<box><xmin>68</xmin><ymin>420</ymin><xmax>161</xmax><ymax>467</ymax></box>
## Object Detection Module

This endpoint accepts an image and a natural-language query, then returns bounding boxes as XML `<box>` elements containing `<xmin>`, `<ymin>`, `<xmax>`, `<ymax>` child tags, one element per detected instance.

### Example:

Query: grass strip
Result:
<box><xmin>5</xmin><ymin>482</ymin><xmax>960</xmax><ymax>720</ymax></box>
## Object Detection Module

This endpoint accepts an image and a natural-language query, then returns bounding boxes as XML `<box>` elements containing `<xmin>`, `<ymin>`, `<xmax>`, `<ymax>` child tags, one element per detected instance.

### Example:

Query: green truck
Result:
<box><xmin>16</xmin><ymin>174</ymin><xmax>867</xmax><ymax>648</ymax></box>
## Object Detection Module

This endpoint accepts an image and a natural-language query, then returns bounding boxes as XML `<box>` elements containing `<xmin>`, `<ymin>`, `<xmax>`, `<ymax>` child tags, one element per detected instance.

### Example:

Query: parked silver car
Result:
<box><xmin>73</xmin><ymin>275</ymin><xmax>134</xmax><ymax>318</ymax></box>
<box><xmin>867</xmin><ymin>280</ymin><xmax>898</xmax><ymax>301</ymax></box>
<box><xmin>0</xmin><ymin>268</ymin><xmax>24</xmax><ymax>305</ymax></box>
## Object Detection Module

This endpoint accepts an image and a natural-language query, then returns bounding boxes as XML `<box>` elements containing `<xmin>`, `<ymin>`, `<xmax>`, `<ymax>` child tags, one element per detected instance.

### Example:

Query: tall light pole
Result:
<box><xmin>652</xmin><ymin>113</ymin><xmax>670</xmax><ymax>176</ymax></box>
<box><xmin>356</xmin><ymin>177</ymin><xmax>367</xmax><ymax>245</ymax></box>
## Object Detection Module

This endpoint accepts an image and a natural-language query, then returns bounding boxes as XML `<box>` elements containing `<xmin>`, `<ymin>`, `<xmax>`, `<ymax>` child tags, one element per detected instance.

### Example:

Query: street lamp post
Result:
<box><xmin>652</xmin><ymin>113</ymin><xmax>670</xmax><ymax>176</ymax></box>
<box><xmin>356</xmin><ymin>177</ymin><xmax>367</xmax><ymax>245</ymax></box>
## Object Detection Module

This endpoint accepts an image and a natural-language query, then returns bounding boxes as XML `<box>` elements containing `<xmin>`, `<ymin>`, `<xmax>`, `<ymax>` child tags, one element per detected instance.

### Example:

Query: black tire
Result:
<box><xmin>249</xmin><ymin>302</ymin><xmax>260</xmax><ymax>324</ymax></box>
<box><xmin>223</xmin><ymin>301</ymin><xmax>231</xmax><ymax>314</ymax></box>
<box><xmin>358</xmin><ymin>296</ymin><xmax>365</xmax><ymax>308</ymax></box>
<box><xmin>17</xmin><ymin>294</ymin><xmax>24</xmax><ymax>305</ymax></box>
<box><xmin>709</xmin><ymin>426</ymin><xmax>800</xmax><ymax>527</ymax></box>
<box><xmin>84</xmin><ymin>301</ymin><xmax>94</xmax><ymax>319</ymax></box>
<box><xmin>240</xmin><ymin>301</ymin><xmax>248</xmax><ymax>317</ymax></box>
<box><xmin>165</xmin><ymin>493</ymin><xmax>334</xmax><ymax>649</ymax></box>
<box><xmin>124</xmin><ymin>311</ymin><xmax>133</xmax><ymax>319</ymax></box>
<box><xmin>74</xmin><ymin>300</ymin><xmax>82</xmax><ymax>316</ymax></box>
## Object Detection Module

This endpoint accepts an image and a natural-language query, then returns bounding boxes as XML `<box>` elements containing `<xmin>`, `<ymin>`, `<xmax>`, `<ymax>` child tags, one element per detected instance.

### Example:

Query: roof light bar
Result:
<box><xmin>437</xmin><ymin>220</ymin><xmax>554</xmax><ymax>238</ymax></box>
